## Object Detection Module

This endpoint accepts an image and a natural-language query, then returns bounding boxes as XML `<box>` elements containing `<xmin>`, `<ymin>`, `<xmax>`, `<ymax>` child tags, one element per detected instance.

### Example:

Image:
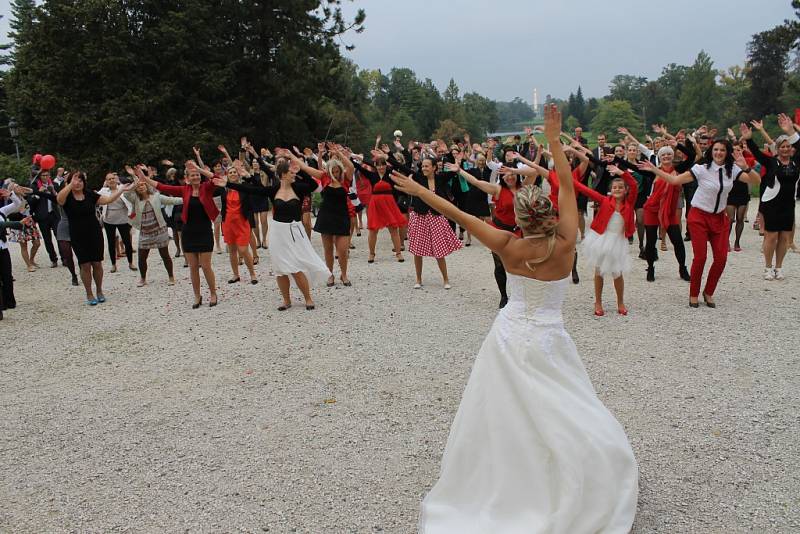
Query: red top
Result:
<box><xmin>572</xmin><ymin>171</ymin><xmax>638</xmax><ymax>238</ymax></box>
<box><xmin>489</xmin><ymin>186</ymin><xmax>519</xmax><ymax>234</ymax></box>
<box><xmin>643</xmin><ymin>166</ymin><xmax>681</xmax><ymax>228</ymax></box>
<box><xmin>546</xmin><ymin>167</ymin><xmax>585</xmax><ymax>212</ymax></box>
<box><xmin>356</xmin><ymin>174</ymin><xmax>372</xmax><ymax>206</ymax></box>
<box><xmin>156</xmin><ymin>180</ymin><xmax>219</xmax><ymax>223</ymax></box>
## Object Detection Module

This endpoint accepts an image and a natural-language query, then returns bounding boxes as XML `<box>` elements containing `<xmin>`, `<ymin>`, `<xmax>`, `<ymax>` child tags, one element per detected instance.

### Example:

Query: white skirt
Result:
<box><xmin>268</xmin><ymin>220</ymin><xmax>331</xmax><ymax>287</ymax></box>
<box><xmin>580</xmin><ymin>213</ymin><xmax>631</xmax><ymax>278</ymax></box>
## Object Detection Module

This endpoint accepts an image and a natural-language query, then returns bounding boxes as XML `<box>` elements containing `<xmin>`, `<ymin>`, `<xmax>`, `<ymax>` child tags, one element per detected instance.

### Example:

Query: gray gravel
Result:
<box><xmin>1</xmin><ymin>207</ymin><xmax>799</xmax><ymax>533</ymax></box>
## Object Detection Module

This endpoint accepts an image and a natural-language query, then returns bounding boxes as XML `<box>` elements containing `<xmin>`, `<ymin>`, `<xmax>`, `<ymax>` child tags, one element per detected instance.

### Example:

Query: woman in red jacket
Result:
<box><xmin>142</xmin><ymin>161</ymin><xmax>220</xmax><ymax>308</ymax></box>
<box><xmin>573</xmin><ymin>165</ymin><xmax>638</xmax><ymax>316</ymax></box>
<box><xmin>641</xmin><ymin>143</ymin><xmax>695</xmax><ymax>282</ymax></box>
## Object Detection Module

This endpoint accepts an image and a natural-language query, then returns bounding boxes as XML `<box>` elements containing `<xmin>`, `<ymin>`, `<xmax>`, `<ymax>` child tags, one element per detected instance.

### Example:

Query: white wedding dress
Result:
<box><xmin>419</xmin><ymin>274</ymin><xmax>638</xmax><ymax>534</ymax></box>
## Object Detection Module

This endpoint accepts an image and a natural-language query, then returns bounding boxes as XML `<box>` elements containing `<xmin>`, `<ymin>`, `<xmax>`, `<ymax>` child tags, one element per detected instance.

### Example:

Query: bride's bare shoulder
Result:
<box><xmin>501</xmin><ymin>235</ymin><xmax>574</xmax><ymax>281</ymax></box>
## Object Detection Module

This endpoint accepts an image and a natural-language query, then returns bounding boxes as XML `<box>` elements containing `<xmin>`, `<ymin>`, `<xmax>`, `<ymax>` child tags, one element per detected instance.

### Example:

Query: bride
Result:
<box><xmin>390</xmin><ymin>104</ymin><xmax>638</xmax><ymax>533</ymax></box>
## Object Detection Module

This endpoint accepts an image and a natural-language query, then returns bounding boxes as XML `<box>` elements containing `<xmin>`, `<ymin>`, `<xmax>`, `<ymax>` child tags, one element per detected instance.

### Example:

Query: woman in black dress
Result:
<box><xmin>56</xmin><ymin>171</ymin><xmax>132</xmax><ymax>305</ymax></box>
<box><xmin>725</xmin><ymin>139</ymin><xmax>751</xmax><ymax>252</ymax></box>
<box><xmin>216</xmin><ymin>157</ymin><xmax>329</xmax><ymax>310</ymax></box>
<box><xmin>288</xmin><ymin>150</ymin><xmax>353</xmax><ymax>286</ymax></box>
<box><xmin>142</xmin><ymin>162</ymin><xmax>221</xmax><ymax>308</ymax></box>
<box><xmin>461</xmin><ymin>152</ymin><xmax>492</xmax><ymax>246</ymax></box>
<box><xmin>742</xmin><ymin>115</ymin><xmax>800</xmax><ymax>280</ymax></box>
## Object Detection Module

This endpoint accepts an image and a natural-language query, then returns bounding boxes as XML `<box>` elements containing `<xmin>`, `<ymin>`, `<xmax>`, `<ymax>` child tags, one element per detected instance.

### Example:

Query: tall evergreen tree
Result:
<box><xmin>674</xmin><ymin>51</ymin><xmax>719</xmax><ymax>127</ymax></box>
<box><xmin>745</xmin><ymin>25</ymin><xmax>797</xmax><ymax>117</ymax></box>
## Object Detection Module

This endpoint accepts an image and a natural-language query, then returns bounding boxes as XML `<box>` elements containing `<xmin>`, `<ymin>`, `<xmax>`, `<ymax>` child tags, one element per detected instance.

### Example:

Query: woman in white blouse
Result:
<box><xmin>639</xmin><ymin>139</ymin><xmax>760</xmax><ymax>308</ymax></box>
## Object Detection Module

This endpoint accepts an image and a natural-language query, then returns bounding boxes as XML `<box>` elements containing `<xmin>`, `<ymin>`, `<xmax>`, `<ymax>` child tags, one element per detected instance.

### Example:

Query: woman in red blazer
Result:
<box><xmin>141</xmin><ymin>162</ymin><xmax>221</xmax><ymax>308</ymax></box>
<box><xmin>572</xmin><ymin>165</ymin><xmax>638</xmax><ymax>316</ymax></box>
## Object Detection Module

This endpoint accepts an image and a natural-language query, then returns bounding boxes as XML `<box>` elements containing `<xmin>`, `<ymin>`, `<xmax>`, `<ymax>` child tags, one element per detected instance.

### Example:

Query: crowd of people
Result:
<box><xmin>1</xmin><ymin>113</ymin><xmax>799</xmax><ymax>319</ymax></box>
<box><xmin>3</xmin><ymin>103</ymin><xmax>799</xmax><ymax>531</ymax></box>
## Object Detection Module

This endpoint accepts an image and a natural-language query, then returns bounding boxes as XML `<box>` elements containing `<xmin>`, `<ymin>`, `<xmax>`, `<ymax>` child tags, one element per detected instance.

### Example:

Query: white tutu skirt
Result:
<box><xmin>580</xmin><ymin>213</ymin><xmax>631</xmax><ymax>278</ymax></box>
<box><xmin>268</xmin><ymin>220</ymin><xmax>331</xmax><ymax>287</ymax></box>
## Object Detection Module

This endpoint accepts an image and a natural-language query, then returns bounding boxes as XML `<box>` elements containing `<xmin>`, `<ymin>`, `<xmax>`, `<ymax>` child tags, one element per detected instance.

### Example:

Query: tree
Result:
<box><xmin>432</xmin><ymin>119</ymin><xmax>466</xmax><ymax>142</ymax></box>
<box><xmin>717</xmin><ymin>65</ymin><xmax>751</xmax><ymax>127</ymax></box>
<box><xmin>673</xmin><ymin>51</ymin><xmax>719</xmax><ymax>127</ymax></box>
<box><xmin>608</xmin><ymin>75</ymin><xmax>648</xmax><ymax>112</ymax></box>
<box><xmin>590</xmin><ymin>100</ymin><xmax>642</xmax><ymax>139</ymax></box>
<box><xmin>745</xmin><ymin>25</ymin><xmax>797</xmax><ymax>117</ymax></box>
<box><xmin>574</xmin><ymin>86</ymin><xmax>586</xmax><ymax>126</ymax></box>
<box><xmin>6</xmin><ymin>0</ymin><xmax>366</xmax><ymax>180</ymax></box>
<box><xmin>496</xmin><ymin>97</ymin><xmax>534</xmax><ymax>129</ymax></box>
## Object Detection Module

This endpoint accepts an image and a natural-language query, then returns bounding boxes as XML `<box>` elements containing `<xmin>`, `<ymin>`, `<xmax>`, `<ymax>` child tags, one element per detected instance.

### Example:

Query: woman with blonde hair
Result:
<box><xmin>397</xmin><ymin>105</ymin><xmax>638</xmax><ymax>533</ymax></box>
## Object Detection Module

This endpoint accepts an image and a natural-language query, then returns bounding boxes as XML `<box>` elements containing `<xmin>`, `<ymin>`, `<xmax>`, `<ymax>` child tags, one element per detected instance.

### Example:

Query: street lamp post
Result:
<box><xmin>8</xmin><ymin>118</ymin><xmax>20</xmax><ymax>163</ymax></box>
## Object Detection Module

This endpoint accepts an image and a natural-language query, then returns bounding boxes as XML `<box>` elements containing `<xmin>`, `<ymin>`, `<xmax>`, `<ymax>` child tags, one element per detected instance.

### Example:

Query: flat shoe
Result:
<box><xmin>413</xmin><ymin>283</ymin><xmax>422</xmax><ymax>289</ymax></box>
<box><xmin>305</xmin><ymin>304</ymin><xmax>315</xmax><ymax>310</ymax></box>
<box><xmin>251</xmin><ymin>279</ymin><xmax>259</xmax><ymax>285</ymax></box>
<box><xmin>228</xmin><ymin>277</ymin><xmax>240</xmax><ymax>284</ymax></box>
<box><xmin>341</xmin><ymin>279</ymin><xmax>352</xmax><ymax>287</ymax></box>
<box><xmin>87</xmin><ymin>298</ymin><xmax>98</xmax><ymax>306</ymax></box>
<box><xmin>443</xmin><ymin>283</ymin><xmax>451</xmax><ymax>290</ymax></box>
<box><xmin>277</xmin><ymin>304</ymin><xmax>291</xmax><ymax>311</ymax></box>
<box><xmin>97</xmin><ymin>295</ymin><xmax>106</xmax><ymax>303</ymax></box>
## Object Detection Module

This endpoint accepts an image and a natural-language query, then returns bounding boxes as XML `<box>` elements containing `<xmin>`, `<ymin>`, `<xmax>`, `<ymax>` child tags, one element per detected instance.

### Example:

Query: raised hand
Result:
<box><xmin>636</xmin><ymin>160</ymin><xmax>656</xmax><ymax>172</ymax></box>
<box><xmin>212</xmin><ymin>175</ymin><xmax>227</xmax><ymax>187</ymax></box>
<box><xmin>606</xmin><ymin>164</ymin><xmax>623</xmax><ymax>176</ymax></box>
<box><xmin>777</xmin><ymin>113</ymin><xmax>795</xmax><ymax>134</ymax></box>
<box><xmin>369</xmin><ymin>149</ymin><xmax>384</xmax><ymax>161</ymax></box>
<box><xmin>732</xmin><ymin>146</ymin><xmax>748</xmax><ymax>168</ymax></box>
<box><xmin>161</xmin><ymin>159</ymin><xmax>174</xmax><ymax>167</ymax></box>
<box><xmin>444</xmin><ymin>162</ymin><xmax>460</xmax><ymax>173</ymax></box>
<box><xmin>380</xmin><ymin>143</ymin><xmax>390</xmax><ymax>154</ymax></box>
<box><xmin>543</xmin><ymin>104</ymin><xmax>562</xmax><ymax>143</ymax></box>
<box><xmin>217</xmin><ymin>144</ymin><xmax>229</xmax><ymax>155</ymax></box>
<box><xmin>750</xmin><ymin>119</ymin><xmax>764</xmax><ymax>131</ymax></box>
<box><xmin>21</xmin><ymin>215</ymin><xmax>34</xmax><ymax>227</ymax></box>
<box><xmin>617</xmin><ymin>126</ymin><xmax>630</xmax><ymax>136</ymax></box>
<box><xmin>739</xmin><ymin>122</ymin><xmax>753</xmax><ymax>140</ymax></box>
<box><xmin>193</xmin><ymin>146</ymin><xmax>201</xmax><ymax>158</ymax></box>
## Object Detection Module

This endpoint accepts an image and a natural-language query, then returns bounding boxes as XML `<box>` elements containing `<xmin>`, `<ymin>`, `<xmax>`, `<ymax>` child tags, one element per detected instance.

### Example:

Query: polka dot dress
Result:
<box><xmin>407</xmin><ymin>211</ymin><xmax>463</xmax><ymax>258</ymax></box>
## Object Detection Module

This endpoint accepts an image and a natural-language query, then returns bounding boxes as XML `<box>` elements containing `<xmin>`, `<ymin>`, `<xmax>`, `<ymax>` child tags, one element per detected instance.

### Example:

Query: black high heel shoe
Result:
<box><xmin>702</xmin><ymin>294</ymin><xmax>716</xmax><ymax>308</ymax></box>
<box><xmin>209</xmin><ymin>294</ymin><xmax>218</xmax><ymax>307</ymax></box>
<box><xmin>192</xmin><ymin>297</ymin><xmax>202</xmax><ymax>309</ymax></box>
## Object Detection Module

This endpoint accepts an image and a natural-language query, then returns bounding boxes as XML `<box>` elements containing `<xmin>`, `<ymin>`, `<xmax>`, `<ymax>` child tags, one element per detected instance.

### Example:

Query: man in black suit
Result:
<box><xmin>26</xmin><ymin>170</ymin><xmax>61</xmax><ymax>268</ymax></box>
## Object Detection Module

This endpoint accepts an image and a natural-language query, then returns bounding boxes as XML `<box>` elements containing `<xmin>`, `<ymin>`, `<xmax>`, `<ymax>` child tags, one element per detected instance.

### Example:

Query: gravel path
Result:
<box><xmin>1</xmin><ymin>207</ymin><xmax>799</xmax><ymax>533</ymax></box>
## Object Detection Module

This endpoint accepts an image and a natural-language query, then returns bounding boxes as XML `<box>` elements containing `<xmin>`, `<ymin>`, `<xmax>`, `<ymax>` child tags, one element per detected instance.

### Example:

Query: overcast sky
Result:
<box><xmin>1</xmin><ymin>1</ymin><xmax>796</xmax><ymax>102</ymax></box>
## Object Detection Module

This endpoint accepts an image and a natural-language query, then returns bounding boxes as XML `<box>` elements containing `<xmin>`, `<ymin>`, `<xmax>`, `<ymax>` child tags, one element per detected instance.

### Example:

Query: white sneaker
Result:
<box><xmin>764</xmin><ymin>267</ymin><xmax>775</xmax><ymax>281</ymax></box>
<box><xmin>774</xmin><ymin>268</ymin><xmax>785</xmax><ymax>280</ymax></box>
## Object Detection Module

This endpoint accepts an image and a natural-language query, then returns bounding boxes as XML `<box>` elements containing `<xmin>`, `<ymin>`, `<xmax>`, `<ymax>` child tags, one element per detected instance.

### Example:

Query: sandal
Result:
<box><xmin>617</xmin><ymin>305</ymin><xmax>628</xmax><ymax>316</ymax></box>
<box><xmin>396</xmin><ymin>254</ymin><xmax>405</xmax><ymax>263</ymax></box>
<box><xmin>341</xmin><ymin>278</ymin><xmax>352</xmax><ymax>287</ymax></box>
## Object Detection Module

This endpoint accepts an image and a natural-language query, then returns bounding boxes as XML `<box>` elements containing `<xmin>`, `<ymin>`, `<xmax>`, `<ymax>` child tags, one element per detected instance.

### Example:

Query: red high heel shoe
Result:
<box><xmin>617</xmin><ymin>305</ymin><xmax>628</xmax><ymax>316</ymax></box>
<box><xmin>594</xmin><ymin>307</ymin><xmax>605</xmax><ymax>317</ymax></box>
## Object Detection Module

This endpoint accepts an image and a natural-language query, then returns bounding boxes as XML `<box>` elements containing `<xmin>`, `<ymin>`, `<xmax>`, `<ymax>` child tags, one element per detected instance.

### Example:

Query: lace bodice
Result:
<box><xmin>500</xmin><ymin>273</ymin><xmax>569</xmax><ymax>326</ymax></box>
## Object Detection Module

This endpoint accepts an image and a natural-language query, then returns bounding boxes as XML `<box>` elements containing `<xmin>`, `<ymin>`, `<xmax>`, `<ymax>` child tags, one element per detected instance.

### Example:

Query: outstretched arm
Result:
<box><xmin>445</xmin><ymin>163</ymin><xmax>501</xmax><ymax>197</ymax></box>
<box><xmin>390</xmin><ymin>170</ymin><xmax>513</xmax><ymax>253</ymax></box>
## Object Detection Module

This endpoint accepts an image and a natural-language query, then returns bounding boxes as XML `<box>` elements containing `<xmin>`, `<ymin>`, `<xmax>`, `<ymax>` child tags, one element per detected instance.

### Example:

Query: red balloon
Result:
<box><xmin>40</xmin><ymin>155</ymin><xmax>56</xmax><ymax>170</ymax></box>
<box><xmin>32</xmin><ymin>153</ymin><xmax>43</xmax><ymax>165</ymax></box>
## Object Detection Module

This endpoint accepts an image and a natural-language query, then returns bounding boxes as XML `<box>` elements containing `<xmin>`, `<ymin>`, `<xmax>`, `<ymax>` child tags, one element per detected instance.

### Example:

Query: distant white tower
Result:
<box><xmin>533</xmin><ymin>88</ymin><xmax>539</xmax><ymax>117</ymax></box>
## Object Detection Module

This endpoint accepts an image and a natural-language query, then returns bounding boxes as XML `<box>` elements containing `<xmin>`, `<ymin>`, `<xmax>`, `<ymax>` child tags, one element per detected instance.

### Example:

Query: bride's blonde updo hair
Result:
<box><xmin>514</xmin><ymin>184</ymin><xmax>559</xmax><ymax>271</ymax></box>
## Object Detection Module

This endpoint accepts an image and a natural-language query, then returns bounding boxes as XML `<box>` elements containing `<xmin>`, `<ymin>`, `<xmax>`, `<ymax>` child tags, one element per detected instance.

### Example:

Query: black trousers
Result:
<box><xmin>645</xmin><ymin>224</ymin><xmax>686</xmax><ymax>269</ymax></box>
<box><xmin>37</xmin><ymin>211</ymin><xmax>60</xmax><ymax>262</ymax></box>
<box><xmin>103</xmin><ymin>222</ymin><xmax>133</xmax><ymax>265</ymax></box>
<box><xmin>0</xmin><ymin>248</ymin><xmax>15</xmax><ymax>310</ymax></box>
<box><xmin>492</xmin><ymin>252</ymin><xmax>507</xmax><ymax>300</ymax></box>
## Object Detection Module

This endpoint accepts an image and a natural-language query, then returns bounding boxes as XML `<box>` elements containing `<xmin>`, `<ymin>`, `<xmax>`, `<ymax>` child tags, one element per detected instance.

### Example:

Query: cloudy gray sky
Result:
<box><xmin>1</xmin><ymin>1</ymin><xmax>796</xmax><ymax>102</ymax></box>
<box><xmin>339</xmin><ymin>0</ymin><xmax>796</xmax><ymax>101</ymax></box>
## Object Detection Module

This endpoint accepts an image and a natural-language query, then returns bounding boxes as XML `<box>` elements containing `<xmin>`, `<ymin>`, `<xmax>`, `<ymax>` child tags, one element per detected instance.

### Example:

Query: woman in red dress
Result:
<box><xmin>350</xmin><ymin>154</ymin><xmax>406</xmax><ymax>263</ymax></box>
<box><xmin>219</xmin><ymin>164</ymin><xmax>258</xmax><ymax>284</ymax></box>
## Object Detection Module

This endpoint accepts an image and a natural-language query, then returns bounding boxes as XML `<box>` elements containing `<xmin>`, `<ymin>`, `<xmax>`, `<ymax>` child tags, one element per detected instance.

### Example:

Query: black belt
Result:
<box><xmin>492</xmin><ymin>217</ymin><xmax>518</xmax><ymax>233</ymax></box>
